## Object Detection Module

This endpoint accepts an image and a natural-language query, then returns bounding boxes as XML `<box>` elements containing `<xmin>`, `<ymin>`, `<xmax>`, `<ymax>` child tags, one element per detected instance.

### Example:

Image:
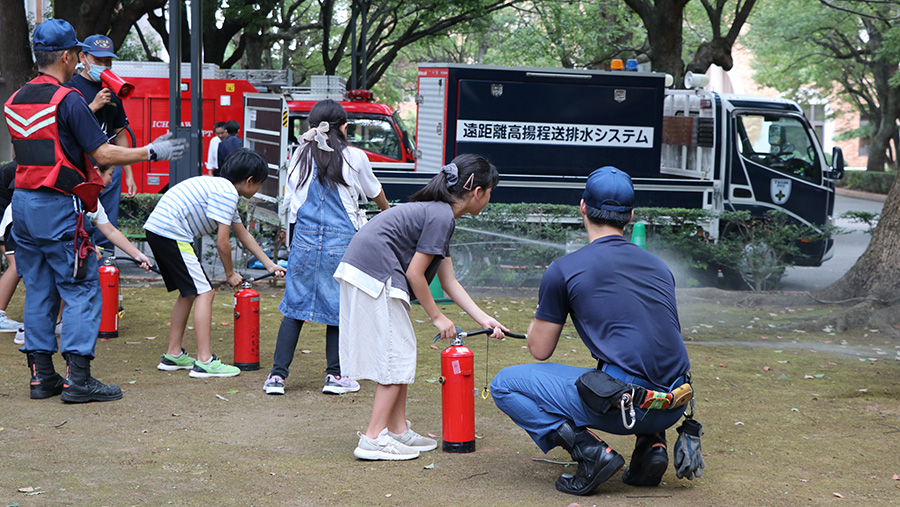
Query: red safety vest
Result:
<box><xmin>4</xmin><ymin>74</ymin><xmax>103</xmax><ymax>195</ymax></box>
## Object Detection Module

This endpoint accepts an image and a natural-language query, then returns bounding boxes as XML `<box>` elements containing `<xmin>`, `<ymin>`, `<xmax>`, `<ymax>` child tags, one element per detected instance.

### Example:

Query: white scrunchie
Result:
<box><xmin>300</xmin><ymin>121</ymin><xmax>334</xmax><ymax>152</ymax></box>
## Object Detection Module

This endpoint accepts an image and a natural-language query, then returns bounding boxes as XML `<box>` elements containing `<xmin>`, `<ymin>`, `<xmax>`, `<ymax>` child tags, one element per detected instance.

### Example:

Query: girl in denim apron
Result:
<box><xmin>264</xmin><ymin>99</ymin><xmax>389</xmax><ymax>396</ymax></box>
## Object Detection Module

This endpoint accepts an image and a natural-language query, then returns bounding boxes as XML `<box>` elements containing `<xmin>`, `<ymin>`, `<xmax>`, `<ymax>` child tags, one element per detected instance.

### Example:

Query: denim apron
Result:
<box><xmin>278</xmin><ymin>168</ymin><xmax>356</xmax><ymax>326</ymax></box>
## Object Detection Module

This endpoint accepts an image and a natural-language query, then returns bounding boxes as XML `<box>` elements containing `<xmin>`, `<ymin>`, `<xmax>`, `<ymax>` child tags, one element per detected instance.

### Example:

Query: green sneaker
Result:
<box><xmin>188</xmin><ymin>354</ymin><xmax>240</xmax><ymax>378</ymax></box>
<box><xmin>157</xmin><ymin>348</ymin><xmax>196</xmax><ymax>371</ymax></box>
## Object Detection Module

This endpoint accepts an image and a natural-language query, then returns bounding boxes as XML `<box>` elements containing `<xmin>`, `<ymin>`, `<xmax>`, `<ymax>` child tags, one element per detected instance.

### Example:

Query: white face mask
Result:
<box><xmin>88</xmin><ymin>63</ymin><xmax>110</xmax><ymax>82</ymax></box>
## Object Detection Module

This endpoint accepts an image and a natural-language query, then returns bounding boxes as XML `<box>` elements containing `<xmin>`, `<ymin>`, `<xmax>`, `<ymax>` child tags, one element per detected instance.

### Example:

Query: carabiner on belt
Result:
<box><xmin>620</xmin><ymin>389</ymin><xmax>637</xmax><ymax>430</ymax></box>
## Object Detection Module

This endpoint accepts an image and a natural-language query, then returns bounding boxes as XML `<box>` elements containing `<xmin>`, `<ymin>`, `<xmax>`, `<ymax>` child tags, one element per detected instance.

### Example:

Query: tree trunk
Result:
<box><xmin>0</xmin><ymin>0</ymin><xmax>36</xmax><ymax>90</ymax></box>
<box><xmin>623</xmin><ymin>0</ymin><xmax>690</xmax><ymax>86</ymax></box>
<box><xmin>815</xmin><ymin>175</ymin><xmax>900</xmax><ymax>304</ymax></box>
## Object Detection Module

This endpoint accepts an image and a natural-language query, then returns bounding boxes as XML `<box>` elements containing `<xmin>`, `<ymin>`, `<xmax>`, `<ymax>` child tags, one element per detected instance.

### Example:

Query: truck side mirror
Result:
<box><xmin>826</xmin><ymin>146</ymin><xmax>844</xmax><ymax>180</ymax></box>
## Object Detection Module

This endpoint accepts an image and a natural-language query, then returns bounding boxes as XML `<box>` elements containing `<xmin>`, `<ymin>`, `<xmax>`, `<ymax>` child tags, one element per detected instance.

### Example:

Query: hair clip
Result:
<box><xmin>462</xmin><ymin>173</ymin><xmax>475</xmax><ymax>190</ymax></box>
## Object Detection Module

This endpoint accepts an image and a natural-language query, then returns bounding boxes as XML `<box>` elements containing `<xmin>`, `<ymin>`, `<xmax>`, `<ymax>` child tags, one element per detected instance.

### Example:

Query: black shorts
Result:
<box><xmin>145</xmin><ymin>230</ymin><xmax>212</xmax><ymax>297</ymax></box>
<box><xmin>3</xmin><ymin>223</ymin><xmax>15</xmax><ymax>254</ymax></box>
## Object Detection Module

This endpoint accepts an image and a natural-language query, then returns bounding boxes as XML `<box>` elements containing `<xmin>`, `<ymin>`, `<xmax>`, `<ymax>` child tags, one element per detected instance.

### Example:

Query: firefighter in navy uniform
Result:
<box><xmin>490</xmin><ymin>167</ymin><xmax>692</xmax><ymax>495</ymax></box>
<box><xmin>4</xmin><ymin>18</ymin><xmax>186</xmax><ymax>403</ymax></box>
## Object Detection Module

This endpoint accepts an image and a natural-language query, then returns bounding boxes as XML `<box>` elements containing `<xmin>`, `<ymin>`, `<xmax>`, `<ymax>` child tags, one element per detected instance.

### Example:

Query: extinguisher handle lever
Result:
<box><xmin>432</xmin><ymin>326</ymin><xmax>464</xmax><ymax>343</ymax></box>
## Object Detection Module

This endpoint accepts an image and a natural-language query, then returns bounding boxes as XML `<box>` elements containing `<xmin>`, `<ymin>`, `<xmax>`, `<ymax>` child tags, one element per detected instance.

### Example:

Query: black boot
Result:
<box><xmin>60</xmin><ymin>353</ymin><xmax>123</xmax><ymax>403</ymax></box>
<box><xmin>622</xmin><ymin>432</ymin><xmax>668</xmax><ymax>487</ymax></box>
<box><xmin>27</xmin><ymin>353</ymin><xmax>65</xmax><ymax>399</ymax></box>
<box><xmin>553</xmin><ymin>422</ymin><xmax>625</xmax><ymax>495</ymax></box>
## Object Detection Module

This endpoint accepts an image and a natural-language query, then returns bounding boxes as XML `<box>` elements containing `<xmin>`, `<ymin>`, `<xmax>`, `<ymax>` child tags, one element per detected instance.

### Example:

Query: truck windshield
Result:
<box><xmin>346</xmin><ymin>116</ymin><xmax>402</xmax><ymax>160</ymax></box>
<box><xmin>736</xmin><ymin>113</ymin><xmax>821</xmax><ymax>183</ymax></box>
<box><xmin>393</xmin><ymin>111</ymin><xmax>415</xmax><ymax>153</ymax></box>
<box><xmin>288</xmin><ymin>114</ymin><xmax>405</xmax><ymax>161</ymax></box>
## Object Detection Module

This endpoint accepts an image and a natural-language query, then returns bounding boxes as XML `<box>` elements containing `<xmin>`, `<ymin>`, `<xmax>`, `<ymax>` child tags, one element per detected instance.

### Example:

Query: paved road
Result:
<box><xmin>779</xmin><ymin>189</ymin><xmax>885</xmax><ymax>292</ymax></box>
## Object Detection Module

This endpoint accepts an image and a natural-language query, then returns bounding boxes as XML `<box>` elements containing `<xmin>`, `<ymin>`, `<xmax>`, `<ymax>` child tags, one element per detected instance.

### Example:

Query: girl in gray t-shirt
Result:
<box><xmin>335</xmin><ymin>153</ymin><xmax>511</xmax><ymax>461</ymax></box>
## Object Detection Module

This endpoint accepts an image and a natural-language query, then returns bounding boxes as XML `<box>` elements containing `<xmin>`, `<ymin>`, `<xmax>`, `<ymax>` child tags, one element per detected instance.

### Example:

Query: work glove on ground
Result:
<box><xmin>146</xmin><ymin>132</ymin><xmax>187</xmax><ymax>161</ymax></box>
<box><xmin>673</xmin><ymin>417</ymin><xmax>704</xmax><ymax>480</ymax></box>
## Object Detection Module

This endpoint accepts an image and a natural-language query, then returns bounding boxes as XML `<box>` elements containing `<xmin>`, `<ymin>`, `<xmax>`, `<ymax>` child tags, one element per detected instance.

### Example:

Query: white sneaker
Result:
<box><xmin>54</xmin><ymin>321</ymin><xmax>61</xmax><ymax>337</ymax></box>
<box><xmin>353</xmin><ymin>429</ymin><xmax>420</xmax><ymax>461</ymax></box>
<box><xmin>388</xmin><ymin>421</ymin><xmax>438</xmax><ymax>451</ymax></box>
<box><xmin>263</xmin><ymin>374</ymin><xmax>285</xmax><ymax>395</ymax></box>
<box><xmin>322</xmin><ymin>374</ymin><xmax>360</xmax><ymax>394</ymax></box>
<box><xmin>0</xmin><ymin>310</ymin><xmax>21</xmax><ymax>332</ymax></box>
<box><xmin>13</xmin><ymin>326</ymin><xmax>24</xmax><ymax>345</ymax></box>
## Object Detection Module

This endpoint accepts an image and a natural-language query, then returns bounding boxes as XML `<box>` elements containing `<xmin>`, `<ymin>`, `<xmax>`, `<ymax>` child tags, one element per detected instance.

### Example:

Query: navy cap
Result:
<box><xmin>582</xmin><ymin>166</ymin><xmax>635</xmax><ymax>212</ymax></box>
<box><xmin>83</xmin><ymin>35</ymin><xmax>118</xmax><ymax>58</ymax></box>
<box><xmin>32</xmin><ymin>19</ymin><xmax>90</xmax><ymax>52</ymax></box>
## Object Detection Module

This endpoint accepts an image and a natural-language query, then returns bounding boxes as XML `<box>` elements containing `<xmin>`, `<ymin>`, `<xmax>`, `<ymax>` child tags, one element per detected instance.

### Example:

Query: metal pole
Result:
<box><xmin>168</xmin><ymin>0</ymin><xmax>193</xmax><ymax>188</ymax></box>
<box><xmin>168</xmin><ymin>0</ymin><xmax>188</xmax><ymax>188</ymax></box>
<box><xmin>190</xmin><ymin>0</ymin><xmax>203</xmax><ymax>177</ymax></box>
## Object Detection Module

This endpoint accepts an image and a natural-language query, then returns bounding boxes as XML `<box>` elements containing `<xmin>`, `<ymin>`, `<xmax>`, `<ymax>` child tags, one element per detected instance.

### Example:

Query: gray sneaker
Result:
<box><xmin>13</xmin><ymin>326</ymin><xmax>24</xmax><ymax>345</ymax></box>
<box><xmin>0</xmin><ymin>310</ymin><xmax>22</xmax><ymax>332</ymax></box>
<box><xmin>263</xmin><ymin>374</ymin><xmax>285</xmax><ymax>395</ymax></box>
<box><xmin>354</xmin><ymin>430</ymin><xmax>420</xmax><ymax>461</ymax></box>
<box><xmin>322</xmin><ymin>374</ymin><xmax>360</xmax><ymax>394</ymax></box>
<box><xmin>388</xmin><ymin>421</ymin><xmax>438</xmax><ymax>451</ymax></box>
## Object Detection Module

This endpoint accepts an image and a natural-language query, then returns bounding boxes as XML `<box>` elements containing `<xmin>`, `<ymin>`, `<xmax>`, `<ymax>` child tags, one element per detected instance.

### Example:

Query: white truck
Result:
<box><xmin>368</xmin><ymin>63</ymin><xmax>844</xmax><ymax>267</ymax></box>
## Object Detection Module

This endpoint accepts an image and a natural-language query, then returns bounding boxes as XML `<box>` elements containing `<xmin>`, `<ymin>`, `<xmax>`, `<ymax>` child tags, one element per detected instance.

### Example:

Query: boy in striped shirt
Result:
<box><xmin>144</xmin><ymin>149</ymin><xmax>285</xmax><ymax>378</ymax></box>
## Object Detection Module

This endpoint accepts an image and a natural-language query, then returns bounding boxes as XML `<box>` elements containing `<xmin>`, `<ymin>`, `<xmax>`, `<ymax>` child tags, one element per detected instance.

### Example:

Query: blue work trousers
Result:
<box><xmin>491</xmin><ymin>363</ymin><xmax>686</xmax><ymax>453</ymax></box>
<box><xmin>13</xmin><ymin>190</ymin><xmax>101</xmax><ymax>357</ymax></box>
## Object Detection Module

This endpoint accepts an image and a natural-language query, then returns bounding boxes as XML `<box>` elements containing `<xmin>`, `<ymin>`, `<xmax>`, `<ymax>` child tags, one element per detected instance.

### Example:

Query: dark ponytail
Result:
<box><xmin>409</xmin><ymin>154</ymin><xmax>499</xmax><ymax>203</ymax></box>
<box><xmin>296</xmin><ymin>99</ymin><xmax>349</xmax><ymax>190</ymax></box>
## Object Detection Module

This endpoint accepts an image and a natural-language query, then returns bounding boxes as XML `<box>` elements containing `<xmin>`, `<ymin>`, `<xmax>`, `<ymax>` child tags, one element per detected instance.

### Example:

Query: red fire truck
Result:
<box><xmin>111</xmin><ymin>63</ymin><xmax>415</xmax><ymax>194</ymax></box>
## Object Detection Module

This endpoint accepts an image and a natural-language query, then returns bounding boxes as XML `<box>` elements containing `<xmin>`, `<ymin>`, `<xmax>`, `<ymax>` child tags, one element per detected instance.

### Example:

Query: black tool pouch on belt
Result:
<box><xmin>575</xmin><ymin>369</ymin><xmax>635</xmax><ymax>416</ymax></box>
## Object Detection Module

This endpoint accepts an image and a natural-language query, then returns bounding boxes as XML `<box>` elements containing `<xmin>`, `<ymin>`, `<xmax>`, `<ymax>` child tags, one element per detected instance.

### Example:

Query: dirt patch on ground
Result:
<box><xmin>1</xmin><ymin>284</ymin><xmax>899</xmax><ymax>506</ymax></box>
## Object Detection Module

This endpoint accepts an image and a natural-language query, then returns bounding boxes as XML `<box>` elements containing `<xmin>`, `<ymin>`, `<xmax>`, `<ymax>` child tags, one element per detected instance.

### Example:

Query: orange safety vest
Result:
<box><xmin>4</xmin><ymin>74</ymin><xmax>104</xmax><ymax>195</ymax></box>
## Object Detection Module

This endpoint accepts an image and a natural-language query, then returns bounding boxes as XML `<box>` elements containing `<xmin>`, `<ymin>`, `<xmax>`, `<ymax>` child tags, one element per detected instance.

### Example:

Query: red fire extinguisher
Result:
<box><xmin>435</xmin><ymin>328</ymin><xmax>528</xmax><ymax>453</ymax></box>
<box><xmin>439</xmin><ymin>330</ymin><xmax>476</xmax><ymax>453</ymax></box>
<box><xmin>99</xmin><ymin>257</ymin><xmax>120</xmax><ymax>338</ymax></box>
<box><xmin>233</xmin><ymin>279</ymin><xmax>261</xmax><ymax>371</ymax></box>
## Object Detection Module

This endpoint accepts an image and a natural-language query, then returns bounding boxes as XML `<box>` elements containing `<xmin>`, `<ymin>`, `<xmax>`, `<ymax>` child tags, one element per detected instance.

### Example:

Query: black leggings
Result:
<box><xmin>269</xmin><ymin>317</ymin><xmax>340</xmax><ymax>378</ymax></box>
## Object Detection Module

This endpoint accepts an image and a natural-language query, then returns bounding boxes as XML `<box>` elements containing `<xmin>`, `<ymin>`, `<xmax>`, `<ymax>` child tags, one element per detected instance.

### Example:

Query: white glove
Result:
<box><xmin>146</xmin><ymin>132</ymin><xmax>187</xmax><ymax>161</ymax></box>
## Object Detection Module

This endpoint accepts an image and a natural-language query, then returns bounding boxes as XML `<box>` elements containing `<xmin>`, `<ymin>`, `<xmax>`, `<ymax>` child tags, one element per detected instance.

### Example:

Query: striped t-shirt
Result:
<box><xmin>143</xmin><ymin>176</ymin><xmax>241</xmax><ymax>242</ymax></box>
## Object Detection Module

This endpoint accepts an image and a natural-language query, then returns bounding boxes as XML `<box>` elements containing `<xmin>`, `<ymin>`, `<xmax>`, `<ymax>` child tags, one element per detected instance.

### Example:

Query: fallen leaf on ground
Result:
<box><xmin>763</xmin><ymin>366</ymin><xmax>771</xmax><ymax>371</ymax></box>
<box><xmin>833</xmin><ymin>492</ymin><xmax>843</xmax><ymax>498</ymax></box>
<box><xmin>430</xmin><ymin>345</ymin><xmax>440</xmax><ymax>350</ymax></box>
<box><xmin>735</xmin><ymin>421</ymin><xmax>744</xmax><ymax>426</ymax></box>
<box><xmin>424</xmin><ymin>463</ymin><xmax>434</xmax><ymax>469</ymax></box>
<box><xmin>18</xmin><ymin>487</ymin><xmax>35</xmax><ymax>493</ymax></box>
<box><xmin>220</xmin><ymin>322</ymin><xmax>230</xmax><ymax>326</ymax></box>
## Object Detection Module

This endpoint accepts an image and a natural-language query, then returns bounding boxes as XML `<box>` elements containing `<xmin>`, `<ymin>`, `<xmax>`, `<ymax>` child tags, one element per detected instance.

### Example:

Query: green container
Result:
<box><xmin>631</xmin><ymin>221</ymin><xmax>647</xmax><ymax>250</ymax></box>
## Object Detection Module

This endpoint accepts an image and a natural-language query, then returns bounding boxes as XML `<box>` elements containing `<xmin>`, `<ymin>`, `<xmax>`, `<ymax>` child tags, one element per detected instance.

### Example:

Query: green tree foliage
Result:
<box><xmin>744</xmin><ymin>0</ymin><xmax>900</xmax><ymax>171</ymax></box>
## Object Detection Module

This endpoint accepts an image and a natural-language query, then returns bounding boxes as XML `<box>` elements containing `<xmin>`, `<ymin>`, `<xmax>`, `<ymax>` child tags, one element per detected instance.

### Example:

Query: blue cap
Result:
<box><xmin>83</xmin><ymin>35</ymin><xmax>118</xmax><ymax>58</ymax></box>
<box><xmin>32</xmin><ymin>19</ymin><xmax>90</xmax><ymax>52</ymax></box>
<box><xmin>582</xmin><ymin>166</ymin><xmax>635</xmax><ymax>212</ymax></box>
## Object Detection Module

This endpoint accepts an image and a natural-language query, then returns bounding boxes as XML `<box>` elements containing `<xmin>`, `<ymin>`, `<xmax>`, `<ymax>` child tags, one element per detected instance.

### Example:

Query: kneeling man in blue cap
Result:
<box><xmin>491</xmin><ymin>167</ymin><xmax>693</xmax><ymax>495</ymax></box>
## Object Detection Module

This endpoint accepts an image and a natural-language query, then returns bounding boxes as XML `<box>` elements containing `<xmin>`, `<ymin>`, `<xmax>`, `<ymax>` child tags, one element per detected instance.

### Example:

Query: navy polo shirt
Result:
<box><xmin>67</xmin><ymin>74</ymin><xmax>127</xmax><ymax>138</ymax></box>
<box><xmin>57</xmin><ymin>89</ymin><xmax>108</xmax><ymax>173</ymax></box>
<box><xmin>217</xmin><ymin>135</ymin><xmax>242</xmax><ymax>169</ymax></box>
<box><xmin>534</xmin><ymin>234</ymin><xmax>691</xmax><ymax>388</ymax></box>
